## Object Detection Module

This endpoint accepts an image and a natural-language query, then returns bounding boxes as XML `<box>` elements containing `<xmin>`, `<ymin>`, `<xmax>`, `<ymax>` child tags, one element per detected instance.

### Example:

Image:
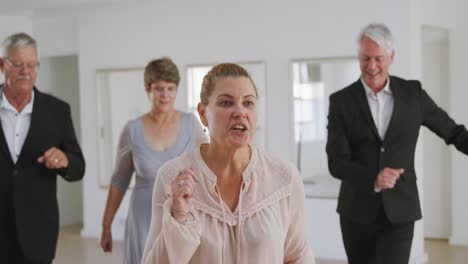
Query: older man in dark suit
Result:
<box><xmin>326</xmin><ymin>23</ymin><xmax>468</xmax><ymax>264</ymax></box>
<box><xmin>0</xmin><ymin>32</ymin><xmax>85</xmax><ymax>264</ymax></box>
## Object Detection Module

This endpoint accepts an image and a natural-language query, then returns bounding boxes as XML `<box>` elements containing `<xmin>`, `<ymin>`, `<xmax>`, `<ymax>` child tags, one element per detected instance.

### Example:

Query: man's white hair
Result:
<box><xmin>358</xmin><ymin>23</ymin><xmax>394</xmax><ymax>54</ymax></box>
<box><xmin>1</xmin><ymin>32</ymin><xmax>37</xmax><ymax>58</ymax></box>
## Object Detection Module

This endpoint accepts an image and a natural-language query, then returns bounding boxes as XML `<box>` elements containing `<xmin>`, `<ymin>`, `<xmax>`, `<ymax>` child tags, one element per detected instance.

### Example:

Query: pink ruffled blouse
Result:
<box><xmin>142</xmin><ymin>145</ymin><xmax>315</xmax><ymax>264</ymax></box>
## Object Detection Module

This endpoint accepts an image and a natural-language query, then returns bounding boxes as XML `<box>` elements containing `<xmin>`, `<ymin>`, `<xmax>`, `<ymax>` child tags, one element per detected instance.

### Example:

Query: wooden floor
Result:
<box><xmin>54</xmin><ymin>225</ymin><xmax>468</xmax><ymax>264</ymax></box>
<box><xmin>425</xmin><ymin>238</ymin><xmax>468</xmax><ymax>264</ymax></box>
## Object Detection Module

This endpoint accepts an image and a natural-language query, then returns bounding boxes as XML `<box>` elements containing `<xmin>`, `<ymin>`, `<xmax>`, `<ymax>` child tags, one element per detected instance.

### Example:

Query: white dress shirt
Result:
<box><xmin>361</xmin><ymin>78</ymin><xmax>394</xmax><ymax>140</ymax></box>
<box><xmin>0</xmin><ymin>87</ymin><xmax>34</xmax><ymax>163</ymax></box>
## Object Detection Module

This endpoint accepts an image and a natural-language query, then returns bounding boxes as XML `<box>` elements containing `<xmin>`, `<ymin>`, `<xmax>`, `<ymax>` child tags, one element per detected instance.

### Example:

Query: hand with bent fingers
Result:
<box><xmin>375</xmin><ymin>167</ymin><xmax>404</xmax><ymax>190</ymax></box>
<box><xmin>170</xmin><ymin>168</ymin><xmax>198</xmax><ymax>222</ymax></box>
<box><xmin>37</xmin><ymin>147</ymin><xmax>69</xmax><ymax>170</ymax></box>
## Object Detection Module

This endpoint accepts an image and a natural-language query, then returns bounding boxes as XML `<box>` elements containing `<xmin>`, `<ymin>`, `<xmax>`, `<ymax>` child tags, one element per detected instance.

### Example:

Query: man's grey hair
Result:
<box><xmin>358</xmin><ymin>23</ymin><xmax>394</xmax><ymax>54</ymax></box>
<box><xmin>1</xmin><ymin>32</ymin><xmax>37</xmax><ymax>58</ymax></box>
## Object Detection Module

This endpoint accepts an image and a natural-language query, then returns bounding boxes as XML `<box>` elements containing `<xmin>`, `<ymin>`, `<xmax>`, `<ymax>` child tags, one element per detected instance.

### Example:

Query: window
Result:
<box><xmin>96</xmin><ymin>68</ymin><xmax>146</xmax><ymax>187</ymax></box>
<box><xmin>292</xmin><ymin>58</ymin><xmax>359</xmax><ymax>196</ymax></box>
<box><xmin>187</xmin><ymin>65</ymin><xmax>212</xmax><ymax>115</ymax></box>
<box><xmin>293</xmin><ymin>63</ymin><xmax>326</xmax><ymax>143</ymax></box>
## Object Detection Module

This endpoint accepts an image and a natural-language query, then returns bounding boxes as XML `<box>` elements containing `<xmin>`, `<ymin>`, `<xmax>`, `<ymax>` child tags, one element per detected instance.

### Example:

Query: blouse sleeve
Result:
<box><xmin>109</xmin><ymin>122</ymin><xmax>135</xmax><ymax>192</ymax></box>
<box><xmin>141</xmin><ymin>160</ymin><xmax>202</xmax><ymax>264</ymax></box>
<box><xmin>284</xmin><ymin>163</ymin><xmax>316</xmax><ymax>264</ymax></box>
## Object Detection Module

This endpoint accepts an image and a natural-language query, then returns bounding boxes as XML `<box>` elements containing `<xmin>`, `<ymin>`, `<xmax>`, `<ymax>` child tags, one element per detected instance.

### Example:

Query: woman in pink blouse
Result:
<box><xmin>142</xmin><ymin>63</ymin><xmax>315</xmax><ymax>264</ymax></box>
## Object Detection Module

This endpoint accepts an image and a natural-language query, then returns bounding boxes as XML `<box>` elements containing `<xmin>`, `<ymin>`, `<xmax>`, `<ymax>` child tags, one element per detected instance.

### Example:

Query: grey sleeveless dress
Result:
<box><xmin>110</xmin><ymin>112</ymin><xmax>205</xmax><ymax>264</ymax></box>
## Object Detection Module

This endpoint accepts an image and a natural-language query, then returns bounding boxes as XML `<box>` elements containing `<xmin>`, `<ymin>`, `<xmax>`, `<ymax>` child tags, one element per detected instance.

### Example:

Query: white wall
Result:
<box><xmin>32</xmin><ymin>15</ymin><xmax>78</xmax><ymax>57</ymax></box>
<box><xmin>422</xmin><ymin>0</ymin><xmax>456</xmax><ymax>28</ymax></box>
<box><xmin>450</xmin><ymin>0</ymin><xmax>468</xmax><ymax>246</ymax></box>
<box><xmin>0</xmin><ymin>13</ymin><xmax>33</xmax><ymax>44</ymax></box>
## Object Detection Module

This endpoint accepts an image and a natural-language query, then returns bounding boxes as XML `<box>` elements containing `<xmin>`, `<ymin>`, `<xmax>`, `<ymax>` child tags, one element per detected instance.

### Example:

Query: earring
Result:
<box><xmin>203</xmin><ymin>127</ymin><xmax>206</xmax><ymax>133</ymax></box>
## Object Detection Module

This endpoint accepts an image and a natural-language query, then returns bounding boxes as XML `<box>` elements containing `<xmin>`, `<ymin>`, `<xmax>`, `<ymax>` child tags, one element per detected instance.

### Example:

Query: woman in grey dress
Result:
<box><xmin>99</xmin><ymin>57</ymin><xmax>206</xmax><ymax>264</ymax></box>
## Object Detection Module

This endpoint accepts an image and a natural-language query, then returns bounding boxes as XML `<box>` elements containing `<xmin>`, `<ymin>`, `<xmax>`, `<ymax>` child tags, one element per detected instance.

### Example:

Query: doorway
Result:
<box><xmin>422</xmin><ymin>26</ymin><xmax>451</xmax><ymax>239</ymax></box>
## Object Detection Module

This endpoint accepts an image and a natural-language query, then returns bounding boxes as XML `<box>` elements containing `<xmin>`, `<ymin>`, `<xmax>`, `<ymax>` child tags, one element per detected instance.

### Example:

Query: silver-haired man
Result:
<box><xmin>326</xmin><ymin>23</ymin><xmax>468</xmax><ymax>264</ymax></box>
<box><xmin>0</xmin><ymin>32</ymin><xmax>85</xmax><ymax>264</ymax></box>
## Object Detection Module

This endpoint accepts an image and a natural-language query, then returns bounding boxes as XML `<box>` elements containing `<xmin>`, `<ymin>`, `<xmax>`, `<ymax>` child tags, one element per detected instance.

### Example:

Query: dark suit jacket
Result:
<box><xmin>326</xmin><ymin>76</ymin><xmax>468</xmax><ymax>224</ymax></box>
<box><xmin>0</xmin><ymin>86</ymin><xmax>85</xmax><ymax>261</ymax></box>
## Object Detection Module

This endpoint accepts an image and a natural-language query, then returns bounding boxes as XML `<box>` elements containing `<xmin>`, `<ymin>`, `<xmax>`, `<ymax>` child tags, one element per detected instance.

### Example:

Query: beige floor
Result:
<box><xmin>54</xmin><ymin>225</ymin><xmax>468</xmax><ymax>264</ymax></box>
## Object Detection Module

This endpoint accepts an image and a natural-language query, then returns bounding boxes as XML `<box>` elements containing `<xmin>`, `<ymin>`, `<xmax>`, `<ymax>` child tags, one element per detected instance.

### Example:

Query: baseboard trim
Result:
<box><xmin>449</xmin><ymin>235</ymin><xmax>468</xmax><ymax>246</ymax></box>
<box><xmin>410</xmin><ymin>252</ymin><xmax>428</xmax><ymax>264</ymax></box>
<box><xmin>80</xmin><ymin>228</ymin><xmax>97</xmax><ymax>238</ymax></box>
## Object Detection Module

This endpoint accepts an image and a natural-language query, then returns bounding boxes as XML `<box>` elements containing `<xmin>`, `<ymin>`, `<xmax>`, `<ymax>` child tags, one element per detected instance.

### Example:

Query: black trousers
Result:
<box><xmin>5</xmin><ymin>203</ymin><xmax>52</xmax><ymax>264</ymax></box>
<box><xmin>340</xmin><ymin>207</ymin><xmax>415</xmax><ymax>264</ymax></box>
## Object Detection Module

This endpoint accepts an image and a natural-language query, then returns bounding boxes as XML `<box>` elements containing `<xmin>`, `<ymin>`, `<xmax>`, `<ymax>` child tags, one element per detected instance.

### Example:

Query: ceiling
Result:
<box><xmin>0</xmin><ymin>0</ymin><xmax>131</xmax><ymax>14</ymax></box>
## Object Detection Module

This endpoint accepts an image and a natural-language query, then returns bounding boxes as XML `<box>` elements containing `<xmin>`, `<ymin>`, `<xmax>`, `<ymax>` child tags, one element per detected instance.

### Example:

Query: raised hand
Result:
<box><xmin>170</xmin><ymin>168</ymin><xmax>198</xmax><ymax>222</ymax></box>
<box><xmin>37</xmin><ymin>147</ymin><xmax>69</xmax><ymax>169</ymax></box>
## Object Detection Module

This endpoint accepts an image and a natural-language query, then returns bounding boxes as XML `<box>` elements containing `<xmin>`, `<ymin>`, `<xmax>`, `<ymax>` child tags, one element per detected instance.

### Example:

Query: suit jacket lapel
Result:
<box><xmin>382</xmin><ymin>76</ymin><xmax>401</xmax><ymax>143</ymax></box>
<box><xmin>350</xmin><ymin>80</ymin><xmax>381</xmax><ymax>142</ymax></box>
<box><xmin>0</xmin><ymin>85</ymin><xmax>14</xmax><ymax>163</ymax></box>
<box><xmin>17</xmin><ymin>87</ymin><xmax>43</xmax><ymax>163</ymax></box>
<box><xmin>0</xmin><ymin>120</ymin><xmax>13</xmax><ymax>163</ymax></box>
